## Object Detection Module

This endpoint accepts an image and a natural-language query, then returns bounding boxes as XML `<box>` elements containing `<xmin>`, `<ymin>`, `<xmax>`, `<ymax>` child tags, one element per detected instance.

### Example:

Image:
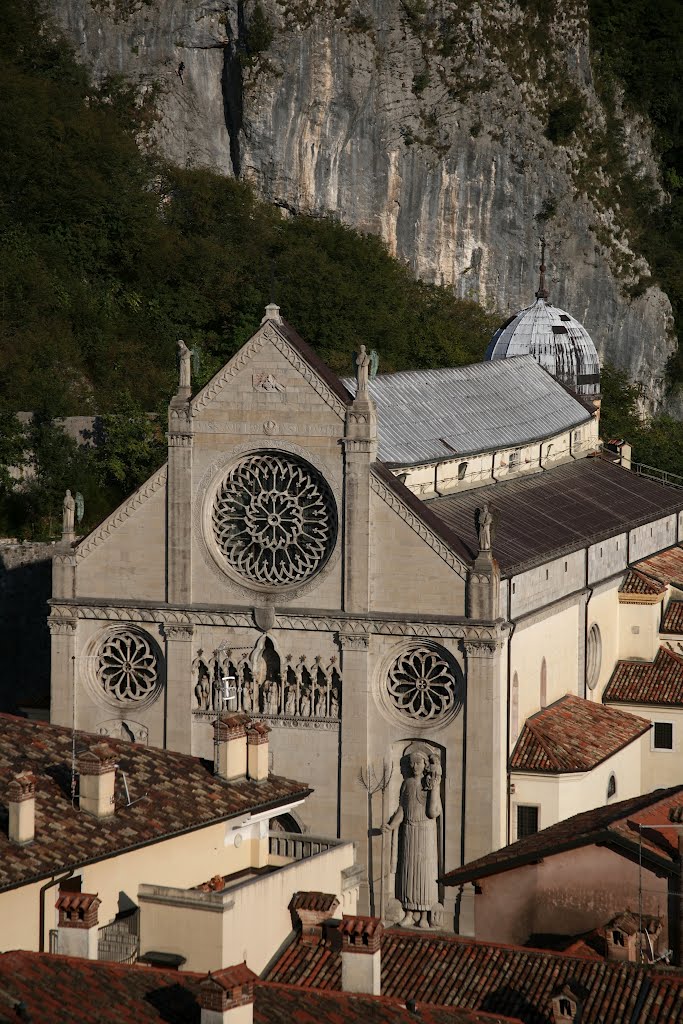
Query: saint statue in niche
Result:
<box><xmin>284</xmin><ymin>685</ymin><xmax>297</xmax><ymax>716</ymax></box>
<box><xmin>383</xmin><ymin>747</ymin><xmax>442</xmax><ymax>928</ymax></box>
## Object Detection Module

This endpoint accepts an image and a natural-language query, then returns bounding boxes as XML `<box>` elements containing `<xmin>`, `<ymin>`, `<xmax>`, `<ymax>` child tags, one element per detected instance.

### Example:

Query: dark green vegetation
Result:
<box><xmin>600</xmin><ymin>366</ymin><xmax>683</xmax><ymax>480</ymax></box>
<box><xmin>588</xmin><ymin>0</ymin><xmax>683</xmax><ymax>377</ymax></box>
<box><xmin>0</xmin><ymin>0</ymin><xmax>496</xmax><ymax>538</ymax></box>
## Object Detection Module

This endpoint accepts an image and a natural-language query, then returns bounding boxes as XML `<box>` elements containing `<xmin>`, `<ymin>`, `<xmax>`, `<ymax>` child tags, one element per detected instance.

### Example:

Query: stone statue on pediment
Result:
<box><xmin>177</xmin><ymin>339</ymin><xmax>192</xmax><ymax>390</ymax></box>
<box><xmin>476</xmin><ymin>503</ymin><xmax>493</xmax><ymax>552</ymax></box>
<box><xmin>62</xmin><ymin>490</ymin><xmax>75</xmax><ymax>538</ymax></box>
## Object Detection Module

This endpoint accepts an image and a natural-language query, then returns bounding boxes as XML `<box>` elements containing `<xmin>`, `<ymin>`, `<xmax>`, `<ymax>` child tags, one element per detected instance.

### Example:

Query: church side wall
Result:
<box><xmin>609</xmin><ymin>701</ymin><xmax>683</xmax><ymax>792</ymax></box>
<box><xmin>510</xmin><ymin>602</ymin><xmax>582</xmax><ymax>729</ymax></box>
<box><xmin>630</xmin><ymin>515</ymin><xmax>678</xmax><ymax>563</ymax></box>
<box><xmin>585</xmin><ymin>579</ymin><xmax>621</xmax><ymax>702</ymax></box>
<box><xmin>509</xmin><ymin>551</ymin><xmax>585</xmax><ymax>620</ymax></box>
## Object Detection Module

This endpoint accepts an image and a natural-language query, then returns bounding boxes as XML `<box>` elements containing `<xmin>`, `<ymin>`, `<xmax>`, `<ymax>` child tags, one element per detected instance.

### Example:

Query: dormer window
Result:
<box><xmin>612</xmin><ymin>930</ymin><xmax>625</xmax><ymax>946</ymax></box>
<box><xmin>559</xmin><ymin>999</ymin><xmax>573</xmax><ymax>1015</ymax></box>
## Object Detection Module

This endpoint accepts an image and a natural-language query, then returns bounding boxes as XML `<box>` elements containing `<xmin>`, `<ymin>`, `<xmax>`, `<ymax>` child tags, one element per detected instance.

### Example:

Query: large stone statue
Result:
<box><xmin>477</xmin><ymin>503</ymin><xmax>493</xmax><ymax>552</ymax></box>
<box><xmin>383</xmin><ymin>748</ymin><xmax>442</xmax><ymax>928</ymax></box>
<box><xmin>177</xmin><ymin>339</ymin><xmax>193</xmax><ymax>390</ymax></box>
<box><xmin>62</xmin><ymin>489</ymin><xmax>75</xmax><ymax>538</ymax></box>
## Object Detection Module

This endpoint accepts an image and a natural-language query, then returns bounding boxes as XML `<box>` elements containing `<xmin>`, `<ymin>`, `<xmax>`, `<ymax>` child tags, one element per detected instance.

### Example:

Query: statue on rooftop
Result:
<box><xmin>177</xmin><ymin>339</ymin><xmax>193</xmax><ymax>390</ymax></box>
<box><xmin>476</xmin><ymin>503</ymin><xmax>493</xmax><ymax>553</ymax></box>
<box><xmin>383</xmin><ymin>747</ymin><xmax>442</xmax><ymax>928</ymax></box>
<box><xmin>355</xmin><ymin>345</ymin><xmax>370</xmax><ymax>393</ymax></box>
<box><xmin>62</xmin><ymin>489</ymin><xmax>75</xmax><ymax>538</ymax></box>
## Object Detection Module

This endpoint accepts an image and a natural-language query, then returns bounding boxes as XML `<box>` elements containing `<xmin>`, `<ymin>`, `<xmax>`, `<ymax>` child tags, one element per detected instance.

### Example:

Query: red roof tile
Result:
<box><xmin>509</xmin><ymin>695</ymin><xmax>650</xmax><ymax>772</ymax></box>
<box><xmin>290</xmin><ymin>892</ymin><xmax>340</xmax><ymax>913</ymax></box>
<box><xmin>54</xmin><ymin>891</ymin><xmax>100</xmax><ymax>914</ymax></box>
<box><xmin>603</xmin><ymin>646</ymin><xmax>683</xmax><ymax>707</ymax></box>
<box><xmin>632</xmin><ymin>545</ymin><xmax>683</xmax><ymax>586</ymax></box>
<box><xmin>0</xmin><ymin>714</ymin><xmax>310</xmax><ymax>893</ymax></box>
<box><xmin>662</xmin><ymin>601</ymin><xmax>683</xmax><ymax>634</ymax></box>
<box><xmin>0</xmin><ymin>953</ymin><xmax>520</xmax><ymax>1024</ymax></box>
<box><xmin>619</xmin><ymin>568</ymin><xmax>666</xmax><ymax>596</ymax></box>
<box><xmin>441</xmin><ymin>786</ymin><xmax>683</xmax><ymax>887</ymax></box>
<box><xmin>264</xmin><ymin>927</ymin><xmax>683</xmax><ymax>1023</ymax></box>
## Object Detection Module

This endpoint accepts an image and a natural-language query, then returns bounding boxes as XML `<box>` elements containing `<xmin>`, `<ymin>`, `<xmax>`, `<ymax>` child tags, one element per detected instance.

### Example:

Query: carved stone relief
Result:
<box><xmin>382</xmin><ymin>742</ymin><xmax>444</xmax><ymax>929</ymax></box>
<box><xmin>192</xmin><ymin>634</ymin><xmax>341</xmax><ymax>727</ymax></box>
<box><xmin>97</xmin><ymin>719</ymin><xmax>149</xmax><ymax>744</ymax></box>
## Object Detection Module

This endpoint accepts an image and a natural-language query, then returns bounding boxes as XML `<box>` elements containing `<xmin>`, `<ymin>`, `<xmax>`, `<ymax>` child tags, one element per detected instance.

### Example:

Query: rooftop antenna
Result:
<box><xmin>535</xmin><ymin>237</ymin><xmax>549</xmax><ymax>301</ymax></box>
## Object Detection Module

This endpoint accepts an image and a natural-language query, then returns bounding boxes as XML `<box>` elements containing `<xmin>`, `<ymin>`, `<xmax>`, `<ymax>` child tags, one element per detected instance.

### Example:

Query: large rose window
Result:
<box><xmin>95</xmin><ymin>629</ymin><xmax>161</xmax><ymax>707</ymax></box>
<box><xmin>386</xmin><ymin>646</ymin><xmax>461</xmax><ymax>724</ymax></box>
<box><xmin>211</xmin><ymin>452</ymin><xmax>337</xmax><ymax>587</ymax></box>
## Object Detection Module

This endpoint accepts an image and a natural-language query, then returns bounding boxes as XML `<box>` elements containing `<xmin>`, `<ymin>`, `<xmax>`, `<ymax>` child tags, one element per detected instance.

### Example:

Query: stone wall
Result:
<box><xmin>0</xmin><ymin>541</ymin><xmax>53</xmax><ymax>712</ymax></box>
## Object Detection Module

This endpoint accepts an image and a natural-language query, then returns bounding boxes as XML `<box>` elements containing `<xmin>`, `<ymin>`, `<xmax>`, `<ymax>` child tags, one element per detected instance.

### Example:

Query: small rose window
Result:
<box><xmin>386</xmin><ymin>645</ymin><xmax>462</xmax><ymax>724</ymax></box>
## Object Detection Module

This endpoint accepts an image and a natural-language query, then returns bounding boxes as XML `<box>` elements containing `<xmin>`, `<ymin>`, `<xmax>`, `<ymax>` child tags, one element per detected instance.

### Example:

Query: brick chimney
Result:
<box><xmin>289</xmin><ymin>892</ymin><xmax>340</xmax><ymax>945</ymax></box>
<box><xmin>551</xmin><ymin>980</ymin><xmax>588</xmax><ymax>1024</ymax></box>
<box><xmin>77</xmin><ymin>746</ymin><xmax>117</xmax><ymax>818</ymax></box>
<box><xmin>246</xmin><ymin>722</ymin><xmax>270</xmax><ymax>782</ymax></box>
<box><xmin>55</xmin><ymin>891</ymin><xmax>101</xmax><ymax>959</ymax></box>
<box><xmin>340</xmin><ymin>914</ymin><xmax>383</xmax><ymax>996</ymax></box>
<box><xmin>7</xmin><ymin>771</ymin><xmax>36</xmax><ymax>844</ymax></box>
<box><xmin>214</xmin><ymin>714</ymin><xmax>249</xmax><ymax>781</ymax></box>
<box><xmin>199</xmin><ymin>963</ymin><xmax>256</xmax><ymax>1024</ymax></box>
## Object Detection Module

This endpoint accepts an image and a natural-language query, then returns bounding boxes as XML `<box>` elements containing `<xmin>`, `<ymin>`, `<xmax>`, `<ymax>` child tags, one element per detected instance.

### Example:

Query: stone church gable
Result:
<box><xmin>72</xmin><ymin>465</ymin><xmax>168</xmax><ymax>603</ymax></box>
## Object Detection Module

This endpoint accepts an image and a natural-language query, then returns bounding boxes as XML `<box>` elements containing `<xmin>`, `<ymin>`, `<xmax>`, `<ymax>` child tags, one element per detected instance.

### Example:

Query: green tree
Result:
<box><xmin>93</xmin><ymin>393</ymin><xmax>165</xmax><ymax>492</ymax></box>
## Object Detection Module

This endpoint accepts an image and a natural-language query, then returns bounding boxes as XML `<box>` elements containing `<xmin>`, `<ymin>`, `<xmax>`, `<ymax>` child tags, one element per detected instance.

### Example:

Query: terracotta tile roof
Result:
<box><xmin>632</xmin><ymin>545</ymin><xmax>683</xmax><ymax>586</ymax></box>
<box><xmin>290</xmin><ymin>892</ymin><xmax>340</xmax><ymax>913</ymax></box>
<box><xmin>339</xmin><ymin>914</ymin><xmax>383</xmax><ymax>940</ymax></box>
<box><xmin>0</xmin><ymin>714</ymin><xmax>310</xmax><ymax>893</ymax></box>
<box><xmin>603</xmin><ymin>646</ymin><xmax>683</xmax><ymax>707</ymax></box>
<box><xmin>662</xmin><ymin>600</ymin><xmax>683</xmax><ymax>634</ymax></box>
<box><xmin>440</xmin><ymin>786</ymin><xmax>683</xmax><ymax>887</ymax></box>
<box><xmin>54</xmin><ymin>891</ymin><xmax>100</xmax><ymax>914</ymax></box>
<box><xmin>0</xmin><ymin>952</ymin><xmax>520</xmax><ymax>1024</ymax></box>
<box><xmin>509</xmin><ymin>695</ymin><xmax>650</xmax><ymax>773</ymax></box>
<box><xmin>427</xmin><ymin>457</ymin><xmax>683</xmax><ymax>575</ymax></box>
<box><xmin>264</xmin><ymin>926</ymin><xmax>683</xmax><ymax>1023</ymax></box>
<box><xmin>619</xmin><ymin>568</ymin><xmax>667</xmax><ymax>596</ymax></box>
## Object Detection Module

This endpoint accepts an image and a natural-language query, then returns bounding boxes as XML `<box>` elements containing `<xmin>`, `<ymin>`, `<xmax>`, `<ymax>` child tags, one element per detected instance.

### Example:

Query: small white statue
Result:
<box><xmin>62</xmin><ymin>490</ymin><xmax>75</xmax><ymax>537</ymax></box>
<box><xmin>177</xmin><ymin>339</ymin><xmax>193</xmax><ymax>390</ymax></box>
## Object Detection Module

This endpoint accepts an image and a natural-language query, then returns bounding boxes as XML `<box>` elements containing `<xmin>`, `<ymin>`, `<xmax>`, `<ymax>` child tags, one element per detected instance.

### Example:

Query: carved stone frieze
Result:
<box><xmin>48</xmin><ymin>617</ymin><xmax>77</xmax><ymax>635</ymax></box>
<box><xmin>337</xmin><ymin>632</ymin><xmax>369</xmax><ymax>651</ymax></box>
<box><xmin>167</xmin><ymin>434</ymin><xmax>194</xmax><ymax>448</ymax></box>
<box><xmin>463</xmin><ymin>640</ymin><xmax>499</xmax><ymax>658</ymax></box>
<box><xmin>370</xmin><ymin>474</ymin><xmax>468</xmax><ymax>581</ymax></box>
<box><xmin>253</xmin><ymin>371</ymin><xmax>285</xmax><ymax>392</ymax></box>
<box><xmin>75</xmin><ymin>466</ymin><xmax>167</xmax><ymax>561</ymax></box>
<box><xmin>162</xmin><ymin>624</ymin><xmax>195</xmax><ymax>641</ymax></box>
<box><xmin>191</xmin><ymin>421</ymin><xmax>342</xmax><ymax>437</ymax></box>
<box><xmin>191</xmin><ymin>323</ymin><xmax>346</xmax><ymax>419</ymax></box>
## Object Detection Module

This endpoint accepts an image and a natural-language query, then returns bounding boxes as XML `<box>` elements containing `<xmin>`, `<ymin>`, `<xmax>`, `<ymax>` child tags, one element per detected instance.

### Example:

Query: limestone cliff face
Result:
<box><xmin>50</xmin><ymin>0</ymin><xmax>676</xmax><ymax>408</ymax></box>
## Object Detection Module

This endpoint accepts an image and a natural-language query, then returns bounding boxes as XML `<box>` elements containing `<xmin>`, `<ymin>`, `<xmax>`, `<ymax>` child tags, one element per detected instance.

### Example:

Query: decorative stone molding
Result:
<box><xmin>167</xmin><ymin>433</ymin><xmax>194</xmax><ymax>448</ymax></box>
<box><xmin>162</xmin><ymin>624</ymin><xmax>195</xmax><ymax>641</ymax></box>
<box><xmin>337</xmin><ymin>632</ymin><xmax>369</xmax><ymax>651</ymax></box>
<box><xmin>75</xmin><ymin>466</ymin><xmax>167</xmax><ymax>561</ymax></box>
<box><xmin>48</xmin><ymin>617</ymin><xmax>77</xmax><ymax>636</ymax></box>
<box><xmin>370</xmin><ymin>474</ymin><xmax>468</xmax><ymax>581</ymax></box>
<box><xmin>191</xmin><ymin>323</ymin><xmax>346</xmax><ymax>419</ymax></box>
<box><xmin>463</xmin><ymin>640</ymin><xmax>499</xmax><ymax>658</ymax></box>
<box><xmin>343</xmin><ymin>438</ymin><xmax>376</xmax><ymax>455</ymax></box>
<box><xmin>191</xmin><ymin>420</ymin><xmax>342</xmax><ymax>437</ymax></box>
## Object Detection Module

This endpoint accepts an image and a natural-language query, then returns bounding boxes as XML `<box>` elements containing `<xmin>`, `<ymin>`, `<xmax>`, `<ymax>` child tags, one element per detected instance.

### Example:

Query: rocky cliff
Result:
<box><xmin>50</xmin><ymin>0</ymin><xmax>676</xmax><ymax>408</ymax></box>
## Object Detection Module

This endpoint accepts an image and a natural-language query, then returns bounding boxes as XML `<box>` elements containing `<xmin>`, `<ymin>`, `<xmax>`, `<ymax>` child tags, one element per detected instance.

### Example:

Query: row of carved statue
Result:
<box><xmin>192</xmin><ymin>646</ymin><xmax>341</xmax><ymax>720</ymax></box>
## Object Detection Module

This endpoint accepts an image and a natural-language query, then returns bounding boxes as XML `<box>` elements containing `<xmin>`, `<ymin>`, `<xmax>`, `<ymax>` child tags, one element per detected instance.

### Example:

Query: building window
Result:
<box><xmin>458</xmin><ymin>461</ymin><xmax>468</xmax><ymax>481</ymax></box>
<box><xmin>509</xmin><ymin>450</ymin><xmax>520</xmax><ymax>471</ymax></box>
<box><xmin>653</xmin><ymin>722</ymin><xmax>674</xmax><ymax>750</ymax></box>
<box><xmin>517</xmin><ymin>805</ymin><xmax>539</xmax><ymax>839</ymax></box>
<box><xmin>540</xmin><ymin>658</ymin><xmax>547</xmax><ymax>708</ymax></box>
<box><xmin>607</xmin><ymin>773</ymin><xmax>617</xmax><ymax>799</ymax></box>
<box><xmin>612</xmin><ymin>931</ymin><xmax>625</xmax><ymax>947</ymax></box>
<box><xmin>586</xmin><ymin>624</ymin><xmax>602</xmax><ymax>691</ymax></box>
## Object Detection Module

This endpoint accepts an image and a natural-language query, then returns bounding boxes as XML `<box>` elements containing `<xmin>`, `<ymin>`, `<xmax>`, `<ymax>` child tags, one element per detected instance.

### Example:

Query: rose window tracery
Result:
<box><xmin>211</xmin><ymin>453</ymin><xmax>337</xmax><ymax>586</ymax></box>
<box><xmin>386</xmin><ymin>646</ymin><xmax>460</xmax><ymax>724</ymax></box>
<box><xmin>95</xmin><ymin>629</ymin><xmax>161</xmax><ymax>706</ymax></box>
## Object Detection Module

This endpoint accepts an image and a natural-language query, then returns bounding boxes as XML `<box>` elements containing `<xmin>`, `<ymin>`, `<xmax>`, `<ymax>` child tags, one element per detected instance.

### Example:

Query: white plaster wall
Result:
<box><xmin>608</xmin><ymin>702</ymin><xmax>683</xmax><ymax>792</ymax></box>
<box><xmin>618</xmin><ymin>600</ymin><xmax>662</xmax><ymax>661</ymax></box>
<box><xmin>511</xmin><ymin>601</ymin><xmax>581</xmax><ymax>730</ymax></box>
<box><xmin>511</xmin><ymin>738</ymin><xmax>645</xmax><ymax>838</ymax></box>
<box><xmin>586</xmin><ymin>581</ymin><xmax>621</xmax><ymax>702</ymax></box>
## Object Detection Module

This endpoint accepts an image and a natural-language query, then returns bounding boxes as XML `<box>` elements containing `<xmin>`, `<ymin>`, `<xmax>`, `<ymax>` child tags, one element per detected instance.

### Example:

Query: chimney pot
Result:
<box><xmin>340</xmin><ymin>915</ymin><xmax>383</xmax><ymax>996</ymax></box>
<box><xmin>290</xmin><ymin>892</ymin><xmax>340</xmax><ymax>945</ymax></box>
<box><xmin>199</xmin><ymin>963</ymin><xmax>256</xmax><ymax>1023</ymax></box>
<box><xmin>77</xmin><ymin>745</ymin><xmax>117</xmax><ymax>818</ymax></box>
<box><xmin>55</xmin><ymin>892</ymin><xmax>101</xmax><ymax>959</ymax></box>
<box><xmin>8</xmin><ymin>771</ymin><xmax>36</xmax><ymax>844</ymax></box>
<box><xmin>246</xmin><ymin>722</ymin><xmax>270</xmax><ymax>782</ymax></box>
<box><xmin>214</xmin><ymin>713</ymin><xmax>250</xmax><ymax>781</ymax></box>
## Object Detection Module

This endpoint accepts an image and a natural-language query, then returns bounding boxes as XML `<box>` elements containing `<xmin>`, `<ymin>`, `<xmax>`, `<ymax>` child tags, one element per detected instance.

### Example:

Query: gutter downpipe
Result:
<box><xmin>584</xmin><ymin>546</ymin><xmax>593</xmax><ymax>700</ymax></box>
<box><xmin>506</xmin><ymin>577</ymin><xmax>516</xmax><ymax>847</ymax></box>
<box><xmin>39</xmin><ymin>868</ymin><xmax>74</xmax><ymax>952</ymax></box>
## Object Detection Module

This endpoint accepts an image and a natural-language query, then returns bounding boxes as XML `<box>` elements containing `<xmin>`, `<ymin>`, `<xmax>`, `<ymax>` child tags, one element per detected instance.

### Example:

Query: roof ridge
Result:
<box><xmin>522</xmin><ymin>720</ymin><xmax>564</xmax><ymax>770</ymax></box>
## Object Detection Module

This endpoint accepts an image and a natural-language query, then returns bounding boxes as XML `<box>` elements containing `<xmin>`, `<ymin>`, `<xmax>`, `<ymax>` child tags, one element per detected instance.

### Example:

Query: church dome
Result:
<box><xmin>485</xmin><ymin>250</ymin><xmax>601</xmax><ymax>399</ymax></box>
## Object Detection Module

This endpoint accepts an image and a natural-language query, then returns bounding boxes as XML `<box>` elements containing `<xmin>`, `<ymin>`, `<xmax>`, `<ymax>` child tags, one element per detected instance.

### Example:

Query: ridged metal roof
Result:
<box><xmin>486</xmin><ymin>298</ymin><xmax>601</xmax><ymax>398</ymax></box>
<box><xmin>344</xmin><ymin>355</ymin><xmax>590</xmax><ymax>465</ymax></box>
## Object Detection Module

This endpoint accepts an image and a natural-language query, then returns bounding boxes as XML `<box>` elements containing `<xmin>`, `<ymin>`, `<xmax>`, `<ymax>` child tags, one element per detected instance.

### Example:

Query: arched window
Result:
<box><xmin>607</xmin><ymin>773</ymin><xmax>617</xmax><ymax>800</ymax></box>
<box><xmin>511</xmin><ymin>673</ymin><xmax>519</xmax><ymax>744</ymax></box>
<box><xmin>586</xmin><ymin>623</ymin><xmax>602</xmax><ymax>691</ymax></box>
<box><xmin>540</xmin><ymin>658</ymin><xmax>547</xmax><ymax>708</ymax></box>
<box><xmin>458</xmin><ymin>461</ymin><xmax>468</xmax><ymax>481</ymax></box>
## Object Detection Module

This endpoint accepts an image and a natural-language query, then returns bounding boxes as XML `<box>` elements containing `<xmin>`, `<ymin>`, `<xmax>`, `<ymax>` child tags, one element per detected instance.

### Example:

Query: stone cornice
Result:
<box><xmin>74</xmin><ymin>466</ymin><xmax>167</xmax><ymax>562</ymax></box>
<box><xmin>191</xmin><ymin>324</ymin><xmax>346</xmax><ymax>419</ymax></box>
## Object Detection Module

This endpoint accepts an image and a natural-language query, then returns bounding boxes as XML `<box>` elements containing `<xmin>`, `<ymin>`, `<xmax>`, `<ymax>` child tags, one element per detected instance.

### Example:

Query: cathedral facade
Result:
<box><xmin>49</xmin><ymin>295</ymin><xmax>683</xmax><ymax>924</ymax></box>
